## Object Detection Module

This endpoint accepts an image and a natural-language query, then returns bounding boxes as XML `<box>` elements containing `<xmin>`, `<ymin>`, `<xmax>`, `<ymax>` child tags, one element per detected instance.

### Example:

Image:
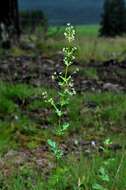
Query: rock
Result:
<box><xmin>0</xmin><ymin>64</ymin><xmax>9</xmax><ymax>71</ymax></box>
<box><xmin>119</xmin><ymin>61</ymin><xmax>126</xmax><ymax>68</ymax></box>
<box><xmin>4</xmin><ymin>150</ymin><xmax>18</xmax><ymax>158</ymax></box>
<box><xmin>20</xmin><ymin>43</ymin><xmax>35</xmax><ymax>50</ymax></box>
<box><xmin>4</xmin><ymin>150</ymin><xmax>29</xmax><ymax>165</ymax></box>
<box><xmin>55</xmin><ymin>51</ymin><xmax>64</xmax><ymax>59</ymax></box>
<box><xmin>44</xmin><ymin>59</ymin><xmax>55</xmax><ymax>65</ymax></box>
<box><xmin>103</xmin><ymin>83</ymin><xmax>123</xmax><ymax>92</ymax></box>
<box><xmin>42</xmin><ymin>64</ymin><xmax>53</xmax><ymax>72</ymax></box>
<box><xmin>35</xmin><ymin>158</ymin><xmax>48</xmax><ymax>168</ymax></box>
<box><xmin>85</xmin><ymin>101</ymin><xmax>98</xmax><ymax>109</ymax></box>
<box><xmin>103</xmin><ymin>59</ymin><xmax>117</xmax><ymax>67</ymax></box>
<box><xmin>40</xmin><ymin>124</ymin><xmax>51</xmax><ymax>129</ymax></box>
<box><xmin>108</xmin><ymin>144</ymin><xmax>122</xmax><ymax>151</ymax></box>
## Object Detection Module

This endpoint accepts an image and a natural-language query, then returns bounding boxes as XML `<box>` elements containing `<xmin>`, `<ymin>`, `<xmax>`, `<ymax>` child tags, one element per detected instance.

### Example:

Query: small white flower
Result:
<box><xmin>91</xmin><ymin>141</ymin><xmax>96</xmax><ymax>147</ymax></box>
<box><xmin>51</xmin><ymin>75</ymin><xmax>55</xmax><ymax>80</ymax></box>
<box><xmin>64</xmin><ymin>23</ymin><xmax>76</xmax><ymax>42</ymax></box>
<box><xmin>67</xmin><ymin>23</ymin><xmax>71</xmax><ymax>26</ymax></box>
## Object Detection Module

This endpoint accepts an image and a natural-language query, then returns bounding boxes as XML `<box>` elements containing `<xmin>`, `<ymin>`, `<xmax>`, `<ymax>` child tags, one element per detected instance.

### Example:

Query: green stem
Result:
<box><xmin>111</xmin><ymin>151</ymin><xmax>125</xmax><ymax>190</ymax></box>
<box><xmin>58</xmin><ymin>116</ymin><xmax>61</xmax><ymax>128</ymax></box>
<box><xmin>65</xmin><ymin>65</ymin><xmax>69</xmax><ymax>79</ymax></box>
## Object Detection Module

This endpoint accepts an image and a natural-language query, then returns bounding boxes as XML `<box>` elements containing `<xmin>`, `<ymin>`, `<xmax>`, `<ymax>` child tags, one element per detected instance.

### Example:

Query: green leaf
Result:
<box><xmin>56</xmin><ymin>109</ymin><xmax>62</xmax><ymax>117</ymax></box>
<box><xmin>47</xmin><ymin>139</ymin><xmax>56</xmax><ymax>149</ymax></box>
<box><xmin>47</xmin><ymin>139</ymin><xmax>63</xmax><ymax>160</ymax></box>
<box><xmin>56</xmin><ymin>123</ymin><xmax>70</xmax><ymax>136</ymax></box>
<box><xmin>99</xmin><ymin>167</ymin><xmax>110</xmax><ymax>182</ymax></box>
<box><xmin>104</xmin><ymin>138</ymin><xmax>112</xmax><ymax>145</ymax></box>
<box><xmin>92</xmin><ymin>183</ymin><xmax>108</xmax><ymax>190</ymax></box>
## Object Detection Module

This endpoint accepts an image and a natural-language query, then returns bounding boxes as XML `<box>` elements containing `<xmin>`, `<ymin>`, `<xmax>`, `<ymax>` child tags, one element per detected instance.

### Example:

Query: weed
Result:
<box><xmin>43</xmin><ymin>23</ymin><xmax>77</xmax><ymax>161</ymax></box>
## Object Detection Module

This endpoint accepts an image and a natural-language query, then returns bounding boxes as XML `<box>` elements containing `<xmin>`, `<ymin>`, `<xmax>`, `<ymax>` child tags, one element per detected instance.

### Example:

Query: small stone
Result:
<box><xmin>4</xmin><ymin>150</ymin><xmax>28</xmax><ymax>165</ymax></box>
<box><xmin>20</xmin><ymin>43</ymin><xmax>35</xmax><ymax>50</ymax></box>
<box><xmin>103</xmin><ymin>83</ymin><xmax>123</xmax><ymax>92</ymax></box>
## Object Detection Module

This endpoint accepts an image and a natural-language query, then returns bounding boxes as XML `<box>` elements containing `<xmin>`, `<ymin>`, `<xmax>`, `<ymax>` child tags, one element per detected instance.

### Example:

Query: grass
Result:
<box><xmin>5</xmin><ymin>24</ymin><xmax>126</xmax><ymax>63</ymax></box>
<box><xmin>0</xmin><ymin>81</ymin><xmax>125</xmax><ymax>189</ymax></box>
<box><xmin>0</xmin><ymin>24</ymin><xmax>126</xmax><ymax>189</ymax></box>
<box><xmin>0</xmin><ymin>152</ymin><xmax>126</xmax><ymax>190</ymax></box>
<box><xmin>0</xmin><ymin>82</ymin><xmax>126</xmax><ymax>151</ymax></box>
<box><xmin>43</xmin><ymin>25</ymin><xmax>126</xmax><ymax>62</ymax></box>
<box><xmin>79</xmin><ymin>67</ymin><xmax>98</xmax><ymax>80</ymax></box>
<box><xmin>48</xmin><ymin>25</ymin><xmax>99</xmax><ymax>38</ymax></box>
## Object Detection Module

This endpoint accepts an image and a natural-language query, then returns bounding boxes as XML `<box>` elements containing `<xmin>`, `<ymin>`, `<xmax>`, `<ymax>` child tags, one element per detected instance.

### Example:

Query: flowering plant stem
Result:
<box><xmin>43</xmin><ymin>22</ymin><xmax>77</xmax><ymax>163</ymax></box>
<box><xmin>42</xmin><ymin>23</ymin><xmax>77</xmax><ymax>190</ymax></box>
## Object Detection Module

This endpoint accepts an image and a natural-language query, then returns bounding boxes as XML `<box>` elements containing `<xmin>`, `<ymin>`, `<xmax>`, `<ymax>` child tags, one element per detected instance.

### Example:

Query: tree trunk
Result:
<box><xmin>0</xmin><ymin>0</ymin><xmax>20</xmax><ymax>38</ymax></box>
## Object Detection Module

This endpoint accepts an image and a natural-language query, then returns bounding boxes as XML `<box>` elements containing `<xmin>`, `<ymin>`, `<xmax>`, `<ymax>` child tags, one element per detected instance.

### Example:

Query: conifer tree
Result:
<box><xmin>100</xmin><ymin>0</ymin><xmax>126</xmax><ymax>37</ymax></box>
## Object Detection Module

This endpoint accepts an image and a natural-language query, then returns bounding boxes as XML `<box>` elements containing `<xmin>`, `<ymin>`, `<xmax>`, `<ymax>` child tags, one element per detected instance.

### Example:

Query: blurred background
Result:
<box><xmin>19</xmin><ymin>0</ymin><xmax>103</xmax><ymax>25</ymax></box>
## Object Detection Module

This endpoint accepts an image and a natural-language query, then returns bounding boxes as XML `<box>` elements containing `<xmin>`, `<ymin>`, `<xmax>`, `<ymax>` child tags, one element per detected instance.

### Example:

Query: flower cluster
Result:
<box><xmin>64</xmin><ymin>23</ymin><xmax>76</xmax><ymax>42</ymax></box>
<box><xmin>63</xmin><ymin>47</ymin><xmax>77</xmax><ymax>66</ymax></box>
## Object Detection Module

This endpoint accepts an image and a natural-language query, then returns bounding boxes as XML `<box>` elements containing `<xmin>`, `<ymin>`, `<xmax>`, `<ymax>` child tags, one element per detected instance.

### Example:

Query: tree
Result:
<box><xmin>99</xmin><ymin>0</ymin><xmax>126</xmax><ymax>37</ymax></box>
<box><xmin>20</xmin><ymin>10</ymin><xmax>48</xmax><ymax>34</ymax></box>
<box><xmin>0</xmin><ymin>0</ymin><xmax>20</xmax><ymax>40</ymax></box>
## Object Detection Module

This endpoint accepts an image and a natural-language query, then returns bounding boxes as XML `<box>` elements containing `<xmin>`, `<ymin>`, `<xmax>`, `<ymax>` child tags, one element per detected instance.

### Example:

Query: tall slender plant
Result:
<box><xmin>42</xmin><ymin>23</ymin><xmax>77</xmax><ymax>160</ymax></box>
